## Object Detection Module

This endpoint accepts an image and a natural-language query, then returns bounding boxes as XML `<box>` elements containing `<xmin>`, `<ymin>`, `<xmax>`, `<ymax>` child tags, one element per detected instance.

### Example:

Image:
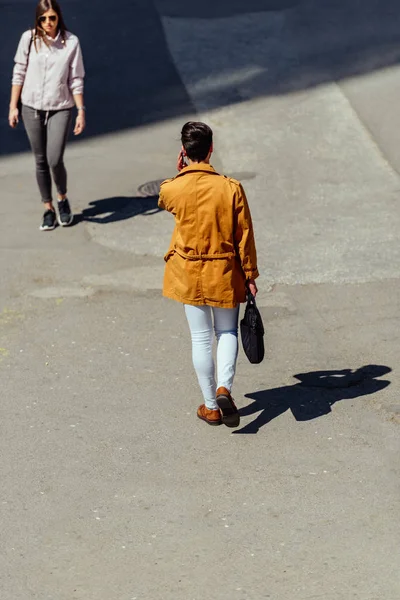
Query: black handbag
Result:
<box><xmin>240</xmin><ymin>292</ymin><xmax>265</xmax><ymax>364</ymax></box>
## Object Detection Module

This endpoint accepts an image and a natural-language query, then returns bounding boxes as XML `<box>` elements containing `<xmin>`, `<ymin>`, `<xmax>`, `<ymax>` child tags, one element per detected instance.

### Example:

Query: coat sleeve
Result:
<box><xmin>12</xmin><ymin>31</ymin><xmax>32</xmax><ymax>86</ymax></box>
<box><xmin>233</xmin><ymin>183</ymin><xmax>259</xmax><ymax>279</ymax></box>
<box><xmin>158</xmin><ymin>187</ymin><xmax>167</xmax><ymax>210</ymax></box>
<box><xmin>68</xmin><ymin>39</ymin><xmax>85</xmax><ymax>95</ymax></box>
<box><xmin>158</xmin><ymin>181</ymin><xmax>178</xmax><ymax>261</ymax></box>
<box><xmin>158</xmin><ymin>180</ymin><xmax>175</xmax><ymax>214</ymax></box>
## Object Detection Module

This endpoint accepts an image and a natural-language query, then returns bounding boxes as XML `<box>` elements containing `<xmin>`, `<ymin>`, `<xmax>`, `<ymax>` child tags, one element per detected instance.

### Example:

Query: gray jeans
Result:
<box><xmin>22</xmin><ymin>105</ymin><xmax>72</xmax><ymax>203</ymax></box>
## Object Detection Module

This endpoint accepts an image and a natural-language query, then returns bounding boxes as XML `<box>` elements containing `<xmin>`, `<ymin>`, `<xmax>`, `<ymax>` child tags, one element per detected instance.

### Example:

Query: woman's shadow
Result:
<box><xmin>72</xmin><ymin>173</ymin><xmax>256</xmax><ymax>226</ymax></box>
<box><xmin>235</xmin><ymin>365</ymin><xmax>392</xmax><ymax>434</ymax></box>
<box><xmin>73</xmin><ymin>195</ymin><xmax>162</xmax><ymax>225</ymax></box>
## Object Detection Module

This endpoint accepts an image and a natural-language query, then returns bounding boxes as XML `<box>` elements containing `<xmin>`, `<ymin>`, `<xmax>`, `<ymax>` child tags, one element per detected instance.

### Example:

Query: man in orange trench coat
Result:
<box><xmin>158</xmin><ymin>121</ymin><xmax>259</xmax><ymax>429</ymax></box>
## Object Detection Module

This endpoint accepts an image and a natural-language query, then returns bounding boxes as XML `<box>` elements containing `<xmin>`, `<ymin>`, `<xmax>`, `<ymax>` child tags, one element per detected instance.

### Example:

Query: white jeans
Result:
<box><xmin>184</xmin><ymin>305</ymin><xmax>239</xmax><ymax>410</ymax></box>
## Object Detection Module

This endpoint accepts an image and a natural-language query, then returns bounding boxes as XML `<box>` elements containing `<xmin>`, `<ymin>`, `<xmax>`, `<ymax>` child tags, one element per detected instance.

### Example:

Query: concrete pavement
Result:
<box><xmin>1</xmin><ymin>2</ymin><xmax>399</xmax><ymax>599</ymax></box>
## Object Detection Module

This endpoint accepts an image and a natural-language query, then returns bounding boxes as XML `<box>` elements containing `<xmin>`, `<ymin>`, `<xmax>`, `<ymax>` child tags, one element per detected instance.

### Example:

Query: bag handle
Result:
<box><xmin>247</xmin><ymin>292</ymin><xmax>255</xmax><ymax>303</ymax></box>
<box><xmin>27</xmin><ymin>32</ymin><xmax>33</xmax><ymax>63</ymax></box>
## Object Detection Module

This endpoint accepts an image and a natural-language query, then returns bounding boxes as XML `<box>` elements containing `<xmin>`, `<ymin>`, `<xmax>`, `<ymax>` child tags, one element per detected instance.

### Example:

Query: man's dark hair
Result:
<box><xmin>181</xmin><ymin>121</ymin><xmax>213</xmax><ymax>162</ymax></box>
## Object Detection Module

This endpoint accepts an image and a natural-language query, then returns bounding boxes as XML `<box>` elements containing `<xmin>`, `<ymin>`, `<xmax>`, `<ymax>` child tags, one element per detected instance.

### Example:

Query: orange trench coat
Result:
<box><xmin>158</xmin><ymin>163</ymin><xmax>259</xmax><ymax>308</ymax></box>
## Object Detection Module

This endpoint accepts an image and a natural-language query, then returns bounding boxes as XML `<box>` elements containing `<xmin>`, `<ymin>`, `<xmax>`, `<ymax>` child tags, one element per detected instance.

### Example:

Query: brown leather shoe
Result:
<box><xmin>197</xmin><ymin>404</ymin><xmax>222</xmax><ymax>426</ymax></box>
<box><xmin>216</xmin><ymin>387</ymin><xmax>240</xmax><ymax>428</ymax></box>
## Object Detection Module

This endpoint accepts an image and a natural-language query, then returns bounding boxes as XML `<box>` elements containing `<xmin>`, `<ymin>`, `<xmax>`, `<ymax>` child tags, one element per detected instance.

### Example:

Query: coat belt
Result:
<box><xmin>174</xmin><ymin>248</ymin><xmax>235</xmax><ymax>261</ymax></box>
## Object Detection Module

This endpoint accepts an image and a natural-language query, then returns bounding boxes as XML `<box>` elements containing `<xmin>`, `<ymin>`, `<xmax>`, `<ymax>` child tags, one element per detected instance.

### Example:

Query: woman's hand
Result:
<box><xmin>73</xmin><ymin>112</ymin><xmax>85</xmax><ymax>136</ymax></box>
<box><xmin>247</xmin><ymin>278</ymin><xmax>258</xmax><ymax>297</ymax></box>
<box><xmin>9</xmin><ymin>107</ymin><xmax>19</xmax><ymax>128</ymax></box>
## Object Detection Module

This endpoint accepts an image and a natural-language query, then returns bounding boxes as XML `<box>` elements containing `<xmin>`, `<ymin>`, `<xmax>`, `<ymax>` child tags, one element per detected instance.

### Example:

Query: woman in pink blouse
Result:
<box><xmin>9</xmin><ymin>0</ymin><xmax>85</xmax><ymax>231</ymax></box>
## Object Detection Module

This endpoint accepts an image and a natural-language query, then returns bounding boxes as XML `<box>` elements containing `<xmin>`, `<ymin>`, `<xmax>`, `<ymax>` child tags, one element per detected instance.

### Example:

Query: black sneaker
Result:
<box><xmin>57</xmin><ymin>198</ymin><xmax>73</xmax><ymax>226</ymax></box>
<box><xmin>40</xmin><ymin>209</ymin><xmax>57</xmax><ymax>231</ymax></box>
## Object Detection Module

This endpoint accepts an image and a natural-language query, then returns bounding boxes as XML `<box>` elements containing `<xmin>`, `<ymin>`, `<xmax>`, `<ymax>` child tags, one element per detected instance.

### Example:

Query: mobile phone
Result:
<box><xmin>181</xmin><ymin>151</ymin><xmax>187</xmax><ymax>166</ymax></box>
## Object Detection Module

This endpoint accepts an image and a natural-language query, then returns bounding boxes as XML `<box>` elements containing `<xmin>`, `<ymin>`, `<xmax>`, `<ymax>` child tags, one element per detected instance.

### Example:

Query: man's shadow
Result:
<box><xmin>235</xmin><ymin>365</ymin><xmax>392</xmax><ymax>434</ymax></box>
<box><xmin>73</xmin><ymin>195</ymin><xmax>162</xmax><ymax>225</ymax></box>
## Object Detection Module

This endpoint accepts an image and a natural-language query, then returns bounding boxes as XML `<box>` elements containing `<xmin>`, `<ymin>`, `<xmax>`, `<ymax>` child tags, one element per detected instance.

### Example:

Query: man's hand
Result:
<box><xmin>177</xmin><ymin>149</ymin><xmax>186</xmax><ymax>172</ymax></box>
<box><xmin>247</xmin><ymin>278</ymin><xmax>258</xmax><ymax>297</ymax></box>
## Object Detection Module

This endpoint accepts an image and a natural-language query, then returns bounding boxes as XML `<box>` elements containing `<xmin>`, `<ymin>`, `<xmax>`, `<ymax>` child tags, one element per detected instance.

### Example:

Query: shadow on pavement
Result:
<box><xmin>2</xmin><ymin>0</ymin><xmax>400</xmax><ymax>155</ymax></box>
<box><xmin>235</xmin><ymin>365</ymin><xmax>392</xmax><ymax>434</ymax></box>
<box><xmin>73</xmin><ymin>168</ymin><xmax>260</xmax><ymax>226</ymax></box>
<box><xmin>74</xmin><ymin>195</ymin><xmax>161</xmax><ymax>226</ymax></box>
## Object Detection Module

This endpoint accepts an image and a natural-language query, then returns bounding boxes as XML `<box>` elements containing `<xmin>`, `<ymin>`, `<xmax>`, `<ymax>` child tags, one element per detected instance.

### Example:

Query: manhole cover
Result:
<box><xmin>137</xmin><ymin>179</ymin><xmax>166</xmax><ymax>197</ymax></box>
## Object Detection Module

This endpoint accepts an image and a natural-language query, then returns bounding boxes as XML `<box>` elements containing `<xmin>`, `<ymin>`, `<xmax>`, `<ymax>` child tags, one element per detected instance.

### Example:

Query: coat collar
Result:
<box><xmin>175</xmin><ymin>163</ymin><xmax>219</xmax><ymax>178</ymax></box>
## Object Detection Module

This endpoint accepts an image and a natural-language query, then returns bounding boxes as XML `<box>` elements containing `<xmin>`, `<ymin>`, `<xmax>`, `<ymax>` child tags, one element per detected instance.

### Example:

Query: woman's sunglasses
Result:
<box><xmin>39</xmin><ymin>15</ymin><xmax>57</xmax><ymax>23</ymax></box>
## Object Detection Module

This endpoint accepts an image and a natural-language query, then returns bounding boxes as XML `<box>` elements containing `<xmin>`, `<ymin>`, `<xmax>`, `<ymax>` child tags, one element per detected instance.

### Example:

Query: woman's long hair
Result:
<box><xmin>33</xmin><ymin>0</ymin><xmax>68</xmax><ymax>49</ymax></box>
